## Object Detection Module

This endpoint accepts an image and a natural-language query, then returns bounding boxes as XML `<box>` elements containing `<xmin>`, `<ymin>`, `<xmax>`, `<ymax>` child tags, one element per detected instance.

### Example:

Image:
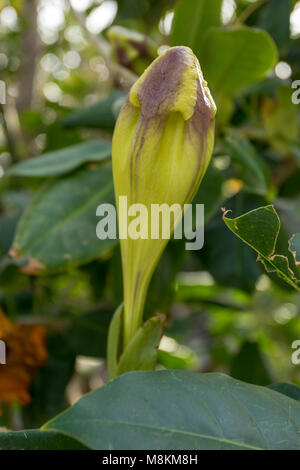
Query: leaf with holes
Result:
<box><xmin>223</xmin><ymin>205</ymin><xmax>300</xmax><ymax>291</ymax></box>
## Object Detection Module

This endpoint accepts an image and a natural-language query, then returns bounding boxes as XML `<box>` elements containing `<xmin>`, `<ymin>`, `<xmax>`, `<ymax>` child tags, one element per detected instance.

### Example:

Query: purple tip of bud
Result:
<box><xmin>129</xmin><ymin>46</ymin><xmax>216</xmax><ymax>123</ymax></box>
<box><xmin>136</xmin><ymin>47</ymin><xmax>189</xmax><ymax>116</ymax></box>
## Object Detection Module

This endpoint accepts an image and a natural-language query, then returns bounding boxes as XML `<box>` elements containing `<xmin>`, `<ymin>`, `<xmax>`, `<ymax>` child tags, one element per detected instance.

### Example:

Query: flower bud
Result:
<box><xmin>112</xmin><ymin>46</ymin><xmax>216</xmax><ymax>346</ymax></box>
<box><xmin>107</xmin><ymin>26</ymin><xmax>158</xmax><ymax>75</ymax></box>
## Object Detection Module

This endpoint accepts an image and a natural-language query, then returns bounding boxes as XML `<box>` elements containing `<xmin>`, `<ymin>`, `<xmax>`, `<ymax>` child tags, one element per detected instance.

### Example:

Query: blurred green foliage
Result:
<box><xmin>0</xmin><ymin>0</ymin><xmax>299</xmax><ymax>434</ymax></box>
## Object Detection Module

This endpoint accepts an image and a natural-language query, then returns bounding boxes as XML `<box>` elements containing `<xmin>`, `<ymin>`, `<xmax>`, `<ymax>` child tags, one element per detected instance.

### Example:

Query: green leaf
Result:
<box><xmin>223</xmin><ymin>136</ymin><xmax>268</xmax><ymax>195</ymax></box>
<box><xmin>43</xmin><ymin>371</ymin><xmax>300</xmax><ymax>450</ymax></box>
<box><xmin>11</xmin><ymin>163</ymin><xmax>117</xmax><ymax>273</ymax></box>
<box><xmin>201</xmin><ymin>27</ymin><xmax>278</xmax><ymax>96</ymax></box>
<box><xmin>0</xmin><ymin>430</ymin><xmax>88</xmax><ymax>450</ymax></box>
<box><xmin>117</xmin><ymin>314</ymin><xmax>165</xmax><ymax>377</ymax></box>
<box><xmin>230</xmin><ymin>341</ymin><xmax>273</xmax><ymax>386</ymax></box>
<box><xmin>7</xmin><ymin>140</ymin><xmax>111</xmax><ymax>178</ymax></box>
<box><xmin>268</xmin><ymin>383</ymin><xmax>300</xmax><ymax>402</ymax></box>
<box><xmin>223</xmin><ymin>205</ymin><xmax>300</xmax><ymax>291</ymax></box>
<box><xmin>62</xmin><ymin>90</ymin><xmax>125</xmax><ymax>131</ymax></box>
<box><xmin>171</xmin><ymin>0</ymin><xmax>222</xmax><ymax>52</ymax></box>
<box><xmin>289</xmin><ymin>233</ymin><xmax>300</xmax><ymax>266</ymax></box>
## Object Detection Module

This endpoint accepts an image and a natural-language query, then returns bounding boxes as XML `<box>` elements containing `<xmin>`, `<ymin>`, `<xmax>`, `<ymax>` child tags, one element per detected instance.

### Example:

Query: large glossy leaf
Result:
<box><xmin>223</xmin><ymin>205</ymin><xmax>300</xmax><ymax>291</ymax></box>
<box><xmin>43</xmin><ymin>371</ymin><xmax>300</xmax><ymax>450</ymax></box>
<box><xmin>7</xmin><ymin>140</ymin><xmax>111</xmax><ymax>178</ymax></box>
<box><xmin>0</xmin><ymin>429</ymin><xmax>87</xmax><ymax>450</ymax></box>
<box><xmin>201</xmin><ymin>27</ymin><xmax>278</xmax><ymax>95</ymax></box>
<box><xmin>11</xmin><ymin>163</ymin><xmax>116</xmax><ymax>273</ymax></box>
<box><xmin>171</xmin><ymin>0</ymin><xmax>222</xmax><ymax>52</ymax></box>
<box><xmin>62</xmin><ymin>90</ymin><xmax>125</xmax><ymax>131</ymax></box>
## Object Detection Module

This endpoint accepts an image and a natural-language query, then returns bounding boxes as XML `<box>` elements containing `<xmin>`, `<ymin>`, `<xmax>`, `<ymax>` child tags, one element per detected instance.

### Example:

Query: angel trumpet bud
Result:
<box><xmin>112</xmin><ymin>46</ymin><xmax>216</xmax><ymax>346</ymax></box>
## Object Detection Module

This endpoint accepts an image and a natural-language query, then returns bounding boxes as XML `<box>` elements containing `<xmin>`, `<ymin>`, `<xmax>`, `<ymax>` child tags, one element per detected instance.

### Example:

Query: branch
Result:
<box><xmin>17</xmin><ymin>0</ymin><xmax>39</xmax><ymax>113</ymax></box>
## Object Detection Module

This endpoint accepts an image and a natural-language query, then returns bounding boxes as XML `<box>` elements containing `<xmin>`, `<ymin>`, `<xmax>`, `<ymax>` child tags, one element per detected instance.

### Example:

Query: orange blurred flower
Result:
<box><xmin>0</xmin><ymin>308</ymin><xmax>47</xmax><ymax>410</ymax></box>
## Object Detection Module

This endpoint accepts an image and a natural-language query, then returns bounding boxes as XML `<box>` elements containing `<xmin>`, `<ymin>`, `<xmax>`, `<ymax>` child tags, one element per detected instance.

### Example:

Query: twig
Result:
<box><xmin>17</xmin><ymin>0</ymin><xmax>39</xmax><ymax>113</ymax></box>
